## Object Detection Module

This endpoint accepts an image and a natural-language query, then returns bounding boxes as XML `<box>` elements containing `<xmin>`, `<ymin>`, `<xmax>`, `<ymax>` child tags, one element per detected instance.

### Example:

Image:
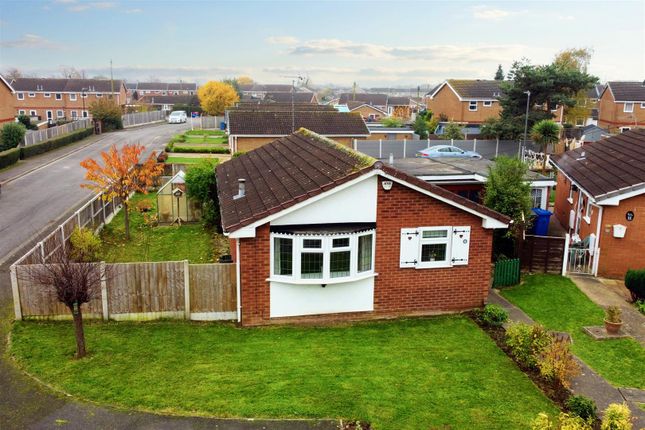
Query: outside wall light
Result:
<box><xmin>382</xmin><ymin>180</ymin><xmax>393</xmax><ymax>191</ymax></box>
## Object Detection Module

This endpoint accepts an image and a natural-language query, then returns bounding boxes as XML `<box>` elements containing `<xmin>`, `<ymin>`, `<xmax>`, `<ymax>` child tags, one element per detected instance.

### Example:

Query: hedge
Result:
<box><xmin>20</xmin><ymin>128</ymin><xmax>94</xmax><ymax>159</ymax></box>
<box><xmin>169</xmin><ymin>145</ymin><xmax>230</xmax><ymax>154</ymax></box>
<box><xmin>0</xmin><ymin>147</ymin><xmax>21</xmax><ymax>169</ymax></box>
<box><xmin>625</xmin><ymin>269</ymin><xmax>645</xmax><ymax>301</ymax></box>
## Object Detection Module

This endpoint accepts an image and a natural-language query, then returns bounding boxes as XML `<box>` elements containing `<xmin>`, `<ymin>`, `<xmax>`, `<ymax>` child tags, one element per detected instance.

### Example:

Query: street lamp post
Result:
<box><xmin>522</xmin><ymin>90</ymin><xmax>531</xmax><ymax>155</ymax></box>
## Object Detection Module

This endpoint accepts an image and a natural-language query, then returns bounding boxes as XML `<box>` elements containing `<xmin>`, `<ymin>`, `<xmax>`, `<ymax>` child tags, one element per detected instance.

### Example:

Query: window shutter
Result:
<box><xmin>400</xmin><ymin>228</ymin><xmax>419</xmax><ymax>268</ymax></box>
<box><xmin>451</xmin><ymin>226</ymin><xmax>471</xmax><ymax>266</ymax></box>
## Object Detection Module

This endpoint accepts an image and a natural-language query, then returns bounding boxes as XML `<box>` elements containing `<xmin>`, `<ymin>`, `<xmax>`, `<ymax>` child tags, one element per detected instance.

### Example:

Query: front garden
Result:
<box><xmin>11</xmin><ymin>316</ymin><xmax>558</xmax><ymax>429</ymax></box>
<box><xmin>501</xmin><ymin>275</ymin><xmax>645</xmax><ymax>389</ymax></box>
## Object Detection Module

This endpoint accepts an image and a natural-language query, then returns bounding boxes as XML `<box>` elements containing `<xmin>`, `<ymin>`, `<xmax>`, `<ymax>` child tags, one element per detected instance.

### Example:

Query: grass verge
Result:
<box><xmin>10</xmin><ymin>316</ymin><xmax>557</xmax><ymax>429</ymax></box>
<box><xmin>500</xmin><ymin>275</ymin><xmax>645</xmax><ymax>388</ymax></box>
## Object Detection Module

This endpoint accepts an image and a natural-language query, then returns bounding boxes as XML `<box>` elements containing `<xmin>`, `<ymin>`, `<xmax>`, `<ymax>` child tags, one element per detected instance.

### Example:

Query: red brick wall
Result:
<box><xmin>236</xmin><ymin>176</ymin><xmax>495</xmax><ymax>326</ymax></box>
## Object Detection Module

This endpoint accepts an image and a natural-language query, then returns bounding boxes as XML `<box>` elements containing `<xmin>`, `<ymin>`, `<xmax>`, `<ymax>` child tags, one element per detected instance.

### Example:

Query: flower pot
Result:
<box><xmin>604</xmin><ymin>320</ymin><xmax>622</xmax><ymax>334</ymax></box>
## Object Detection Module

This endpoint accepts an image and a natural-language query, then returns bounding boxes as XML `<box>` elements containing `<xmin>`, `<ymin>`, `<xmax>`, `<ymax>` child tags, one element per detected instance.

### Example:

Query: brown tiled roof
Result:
<box><xmin>445</xmin><ymin>80</ymin><xmax>502</xmax><ymax>99</ymax></box>
<box><xmin>388</xmin><ymin>96</ymin><xmax>411</xmax><ymax>106</ymax></box>
<box><xmin>239</xmin><ymin>84</ymin><xmax>295</xmax><ymax>93</ymax></box>
<box><xmin>139</xmin><ymin>95</ymin><xmax>198</xmax><ymax>105</ymax></box>
<box><xmin>11</xmin><ymin>78</ymin><xmax>123</xmax><ymax>93</ymax></box>
<box><xmin>264</xmin><ymin>92</ymin><xmax>316</xmax><ymax>103</ymax></box>
<box><xmin>230</xmin><ymin>102</ymin><xmax>335</xmax><ymax>112</ymax></box>
<box><xmin>227</xmin><ymin>111</ymin><xmax>369</xmax><ymax>135</ymax></box>
<box><xmin>551</xmin><ymin>129</ymin><xmax>645</xmax><ymax>200</ymax></box>
<box><xmin>606</xmin><ymin>81</ymin><xmax>645</xmax><ymax>102</ymax></box>
<box><xmin>338</xmin><ymin>93</ymin><xmax>388</xmax><ymax>106</ymax></box>
<box><xmin>217</xmin><ymin>130</ymin><xmax>510</xmax><ymax>232</ymax></box>
<box><xmin>347</xmin><ymin>101</ymin><xmax>386</xmax><ymax>113</ymax></box>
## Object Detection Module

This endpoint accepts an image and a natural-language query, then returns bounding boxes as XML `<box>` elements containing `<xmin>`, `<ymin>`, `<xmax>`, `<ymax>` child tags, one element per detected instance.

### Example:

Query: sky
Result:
<box><xmin>1</xmin><ymin>0</ymin><xmax>644</xmax><ymax>88</ymax></box>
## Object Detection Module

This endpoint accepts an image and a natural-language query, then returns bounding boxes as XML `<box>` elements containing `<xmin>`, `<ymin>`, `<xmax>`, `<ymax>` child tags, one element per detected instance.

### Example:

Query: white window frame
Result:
<box><xmin>56</xmin><ymin>110</ymin><xmax>64</xmax><ymax>118</ymax></box>
<box><xmin>270</xmin><ymin>230</ymin><xmax>376</xmax><ymax>284</ymax></box>
<box><xmin>530</xmin><ymin>188</ymin><xmax>543</xmax><ymax>209</ymax></box>
<box><xmin>18</xmin><ymin>109</ymin><xmax>25</xmax><ymax>115</ymax></box>
<box><xmin>483</xmin><ymin>100</ymin><xmax>492</xmax><ymax>107</ymax></box>
<box><xmin>70</xmin><ymin>110</ymin><xmax>78</xmax><ymax>119</ymax></box>
<box><xmin>417</xmin><ymin>227</ymin><xmax>452</xmax><ymax>269</ymax></box>
<box><xmin>29</xmin><ymin>110</ymin><xmax>37</xmax><ymax>116</ymax></box>
<box><xmin>641</xmin><ymin>102</ymin><xmax>645</xmax><ymax>109</ymax></box>
<box><xmin>620</xmin><ymin>127</ymin><xmax>631</xmax><ymax>133</ymax></box>
<box><xmin>96</xmin><ymin>93</ymin><xmax>103</xmax><ymax>98</ymax></box>
<box><xmin>28</xmin><ymin>92</ymin><xmax>35</xmax><ymax>98</ymax></box>
<box><xmin>567</xmin><ymin>184</ymin><xmax>574</xmax><ymax>204</ymax></box>
<box><xmin>624</xmin><ymin>102</ymin><xmax>634</xmax><ymax>113</ymax></box>
<box><xmin>82</xmin><ymin>110</ymin><xmax>89</xmax><ymax>118</ymax></box>
<box><xmin>468</xmin><ymin>101</ymin><xmax>477</xmax><ymax>111</ymax></box>
<box><xmin>17</xmin><ymin>92</ymin><xmax>24</xmax><ymax>100</ymax></box>
<box><xmin>584</xmin><ymin>200</ymin><xmax>593</xmax><ymax>224</ymax></box>
<box><xmin>55</xmin><ymin>93</ymin><xmax>62</xmax><ymax>100</ymax></box>
<box><xmin>69</xmin><ymin>93</ymin><xmax>77</xmax><ymax>101</ymax></box>
<box><xmin>44</xmin><ymin>92</ymin><xmax>51</xmax><ymax>98</ymax></box>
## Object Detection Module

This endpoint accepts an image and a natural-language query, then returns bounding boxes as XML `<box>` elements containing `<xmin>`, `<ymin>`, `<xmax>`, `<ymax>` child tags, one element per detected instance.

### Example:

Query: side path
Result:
<box><xmin>488</xmin><ymin>290</ymin><xmax>645</xmax><ymax>427</ymax></box>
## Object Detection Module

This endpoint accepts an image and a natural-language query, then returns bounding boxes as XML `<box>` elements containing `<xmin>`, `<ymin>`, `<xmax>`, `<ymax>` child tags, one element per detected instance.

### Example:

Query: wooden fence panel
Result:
<box><xmin>189</xmin><ymin>263</ymin><xmax>236</xmax><ymax>319</ymax></box>
<box><xmin>106</xmin><ymin>262</ymin><xmax>185</xmax><ymax>318</ymax></box>
<box><xmin>493</xmin><ymin>258</ymin><xmax>520</xmax><ymax>287</ymax></box>
<box><xmin>520</xmin><ymin>235</ymin><xmax>565</xmax><ymax>274</ymax></box>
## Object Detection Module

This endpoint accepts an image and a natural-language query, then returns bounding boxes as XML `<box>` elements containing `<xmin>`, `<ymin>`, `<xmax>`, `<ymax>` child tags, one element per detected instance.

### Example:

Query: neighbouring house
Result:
<box><xmin>138</xmin><ymin>94</ymin><xmax>200</xmax><ymax>113</ymax></box>
<box><xmin>10</xmin><ymin>77</ymin><xmax>127</xmax><ymax>122</ymax></box>
<box><xmin>387</xmin><ymin>96</ymin><xmax>414</xmax><ymax>120</ymax></box>
<box><xmin>346</xmin><ymin>101</ymin><xmax>388</xmax><ymax>122</ymax></box>
<box><xmin>239</xmin><ymin>83</ymin><xmax>311</xmax><ymax>100</ymax></box>
<box><xmin>0</xmin><ymin>74</ymin><xmax>16</xmax><ymax>124</ymax></box>
<box><xmin>217</xmin><ymin>129</ymin><xmax>509</xmax><ymax>326</ymax></box>
<box><xmin>226</xmin><ymin>110</ymin><xmax>369</xmax><ymax>152</ymax></box>
<box><xmin>366</xmin><ymin>124</ymin><xmax>416</xmax><ymax>141</ymax></box>
<box><xmin>425</xmin><ymin>80</ymin><xmax>503</xmax><ymax>133</ymax></box>
<box><xmin>389</xmin><ymin>157</ymin><xmax>555</xmax><ymax>209</ymax></box>
<box><xmin>597</xmin><ymin>81</ymin><xmax>645</xmax><ymax>133</ymax></box>
<box><xmin>264</xmin><ymin>92</ymin><xmax>318</xmax><ymax>103</ymax></box>
<box><xmin>550</xmin><ymin>129</ymin><xmax>645</xmax><ymax>278</ymax></box>
<box><xmin>338</xmin><ymin>93</ymin><xmax>389</xmax><ymax>112</ymax></box>
<box><xmin>126</xmin><ymin>81</ymin><xmax>197</xmax><ymax>102</ymax></box>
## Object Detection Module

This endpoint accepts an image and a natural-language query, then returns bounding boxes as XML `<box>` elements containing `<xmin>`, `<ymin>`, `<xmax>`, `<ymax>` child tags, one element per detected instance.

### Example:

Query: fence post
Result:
<box><xmin>40</xmin><ymin>241</ymin><xmax>45</xmax><ymax>261</ymax></box>
<box><xmin>353</xmin><ymin>138</ymin><xmax>357</xmax><ymax>151</ymax></box>
<box><xmin>561</xmin><ymin>233</ymin><xmax>570</xmax><ymax>276</ymax></box>
<box><xmin>100</xmin><ymin>261</ymin><xmax>109</xmax><ymax>320</ymax></box>
<box><xmin>427</xmin><ymin>138</ymin><xmax>430</xmax><ymax>149</ymax></box>
<box><xmin>473</xmin><ymin>138</ymin><xmax>477</xmax><ymax>152</ymax></box>
<box><xmin>184</xmin><ymin>260</ymin><xmax>191</xmax><ymax>320</ymax></box>
<box><xmin>379</xmin><ymin>139</ymin><xmax>382</xmax><ymax>159</ymax></box>
<box><xmin>10</xmin><ymin>265</ymin><xmax>22</xmax><ymax>320</ymax></box>
<box><xmin>403</xmin><ymin>138</ymin><xmax>407</xmax><ymax>158</ymax></box>
<box><xmin>451</xmin><ymin>138</ymin><xmax>454</xmax><ymax>146</ymax></box>
<box><xmin>59</xmin><ymin>225</ymin><xmax>65</xmax><ymax>246</ymax></box>
<box><xmin>495</xmin><ymin>138</ymin><xmax>499</xmax><ymax>158</ymax></box>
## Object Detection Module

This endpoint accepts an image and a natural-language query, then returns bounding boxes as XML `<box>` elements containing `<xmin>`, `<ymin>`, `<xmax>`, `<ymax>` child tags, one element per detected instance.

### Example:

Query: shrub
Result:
<box><xmin>537</xmin><ymin>338</ymin><xmax>580</xmax><ymax>389</ymax></box>
<box><xmin>170</xmin><ymin>145</ymin><xmax>230</xmax><ymax>154</ymax></box>
<box><xmin>474</xmin><ymin>304</ymin><xmax>508</xmax><ymax>327</ymax></box>
<box><xmin>17</xmin><ymin>114</ymin><xmax>38</xmax><ymax>130</ymax></box>
<box><xmin>505</xmin><ymin>322</ymin><xmax>552</xmax><ymax>368</ymax></box>
<box><xmin>531</xmin><ymin>412</ymin><xmax>592</xmax><ymax>430</ymax></box>
<box><xmin>380</xmin><ymin>117</ymin><xmax>404</xmax><ymax>127</ymax></box>
<box><xmin>605</xmin><ymin>306</ymin><xmax>622</xmax><ymax>323</ymax></box>
<box><xmin>0</xmin><ymin>147</ymin><xmax>20</xmax><ymax>169</ymax></box>
<box><xmin>20</xmin><ymin>128</ymin><xmax>93</xmax><ymax>159</ymax></box>
<box><xmin>531</xmin><ymin>412</ymin><xmax>553</xmax><ymax>430</ymax></box>
<box><xmin>69</xmin><ymin>227</ymin><xmax>102</xmax><ymax>262</ymax></box>
<box><xmin>185</xmin><ymin>159</ymin><xmax>219</xmax><ymax>227</ymax></box>
<box><xmin>566</xmin><ymin>395</ymin><xmax>597</xmax><ymax>422</ymax></box>
<box><xmin>635</xmin><ymin>300</ymin><xmax>645</xmax><ymax>315</ymax></box>
<box><xmin>89</xmin><ymin>98</ymin><xmax>123</xmax><ymax>131</ymax></box>
<box><xmin>135</xmin><ymin>199</ymin><xmax>153</xmax><ymax>213</ymax></box>
<box><xmin>600</xmin><ymin>403</ymin><xmax>632</xmax><ymax>430</ymax></box>
<box><xmin>1</xmin><ymin>122</ymin><xmax>26</xmax><ymax>151</ymax></box>
<box><xmin>624</xmin><ymin>269</ymin><xmax>645</xmax><ymax>301</ymax></box>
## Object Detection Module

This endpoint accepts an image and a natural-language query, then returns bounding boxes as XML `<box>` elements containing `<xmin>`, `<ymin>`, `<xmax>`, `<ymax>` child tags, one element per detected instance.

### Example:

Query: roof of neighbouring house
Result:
<box><xmin>216</xmin><ymin>129</ymin><xmax>510</xmax><ymax>232</ymax></box>
<box><xmin>587</xmin><ymin>83</ymin><xmax>605</xmax><ymax>99</ymax></box>
<box><xmin>387</xmin><ymin>96</ymin><xmax>411</xmax><ymax>106</ymax></box>
<box><xmin>338</xmin><ymin>93</ymin><xmax>389</xmax><ymax>106</ymax></box>
<box><xmin>428</xmin><ymin>79</ymin><xmax>503</xmax><ymax>100</ymax></box>
<box><xmin>604</xmin><ymin>81</ymin><xmax>645</xmax><ymax>102</ymax></box>
<box><xmin>139</xmin><ymin>95</ymin><xmax>199</xmax><ymax>105</ymax></box>
<box><xmin>227</xmin><ymin>110</ymin><xmax>369</xmax><ymax>136</ymax></box>
<box><xmin>0</xmin><ymin>74</ymin><xmax>14</xmax><ymax>93</ymax></box>
<box><xmin>239</xmin><ymin>84</ymin><xmax>296</xmax><ymax>93</ymax></box>
<box><xmin>11</xmin><ymin>78</ymin><xmax>124</xmax><ymax>93</ymax></box>
<box><xmin>229</xmin><ymin>102</ymin><xmax>335</xmax><ymax>112</ymax></box>
<box><xmin>550</xmin><ymin>129</ymin><xmax>645</xmax><ymax>201</ymax></box>
<box><xmin>130</xmin><ymin>82</ymin><xmax>197</xmax><ymax>91</ymax></box>
<box><xmin>264</xmin><ymin>92</ymin><xmax>316</xmax><ymax>103</ymax></box>
<box><xmin>346</xmin><ymin>101</ymin><xmax>388</xmax><ymax>114</ymax></box>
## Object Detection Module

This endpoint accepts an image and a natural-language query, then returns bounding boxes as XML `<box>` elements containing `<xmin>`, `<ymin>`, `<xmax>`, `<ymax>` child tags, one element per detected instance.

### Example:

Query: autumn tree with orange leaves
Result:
<box><xmin>81</xmin><ymin>144</ymin><xmax>163</xmax><ymax>240</ymax></box>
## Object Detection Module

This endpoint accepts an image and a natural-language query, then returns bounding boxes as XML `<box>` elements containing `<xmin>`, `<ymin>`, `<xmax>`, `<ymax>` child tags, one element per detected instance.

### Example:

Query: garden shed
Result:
<box><xmin>157</xmin><ymin>170</ymin><xmax>201</xmax><ymax>223</ymax></box>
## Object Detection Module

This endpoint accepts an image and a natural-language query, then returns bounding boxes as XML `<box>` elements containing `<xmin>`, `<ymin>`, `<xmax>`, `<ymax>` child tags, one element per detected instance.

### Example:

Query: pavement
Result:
<box><xmin>489</xmin><ymin>289</ymin><xmax>645</xmax><ymax>426</ymax></box>
<box><xmin>0</xmin><ymin>124</ymin><xmax>338</xmax><ymax>429</ymax></box>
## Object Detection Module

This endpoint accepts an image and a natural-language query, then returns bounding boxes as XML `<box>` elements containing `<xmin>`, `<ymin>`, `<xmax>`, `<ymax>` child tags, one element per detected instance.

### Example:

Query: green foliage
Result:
<box><xmin>0</xmin><ymin>147</ymin><xmax>21</xmax><ymax>169</ymax></box>
<box><xmin>605</xmin><ymin>306</ymin><xmax>622</xmax><ymax>323</ymax></box>
<box><xmin>1</xmin><ymin>122</ymin><xmax>26</xmax><ymax>151</ymax></box>
<box><xmin>413</xmin><ymin>115</ymin><xmax>429</xmax><ymax>139</ymax></box>
<box><xmin>167</xmin><ymin>145</ymin><xmax>230</xmax><ymax>154</ymax></box>
<box><xmin>474</xmin><ymin>304</ymin><xmax>509</xmax><ymax>327</ymax></box>
<box><xmin>495</xmin><ymin>64</ymin><xmax>504</xmax><ymax>80</ymax></box>
<box><xmin>601</xmin><ymin>403</ymin><xmax>632</xmax><ymax>430</ymax></box>
<box><xmin>380</xmin><ymin>117</ymin><xmax>404</xmax><ymax>127</ymax></box>
<box><xmin>531</xmin><ymin>412</ymin><xmax>592</xmax><ymax>430</ymax></box>
<box><xmin>505</xmin><ymin>322</ymin><xmax>552</xmax><ymax>368</ymax></box>
<box><xmin>625</xmin><ymin>269</ymin><xmax>645</xmax><ymax>300</ymax></box>
<box><xmin>537</xmin><ymin>338</ymin><xmax>580</xmax><ymax>389</ymax></box>
<box><xmin>232</xmin><ymin>151</ymin><xmax>245</xmax><ymax>158</ymax></box>
<box><xmin>17</xmin><ymin>114</ymin><xmax>38</xmax><ymax>130</ymax></box>
<box><xmin>184</xmin><ymin>129</ymin><xmax>225</xmax><ymax>136</ymax></box>
<box><xmin>483</xmin><ymin>156</ymin><xmax>532</xmax><ymax>230</ymax></box>
<box><xmin>69</xmin><ymin>227</ymin><xmax>102</xmax><ymax>262</ymax></box>
<box><xmin>20</xmin><ymin>128</ymin><xmax>93</xmax><ymax>159</ymax></box>
<box><xmin>480</xmin><ymin>117</ymin><xmax>514</xmax><ymax>140</ymax></box>
<box><xmin>89</xmin><ymin>98</ymin><xmax>123</xmax><ymax>131</ymax></box>
<box><xmin>440</xmin><ymin>121</ymin><xmax>464</xmax><ymax>140</ymax></box>
<box><xmin>185</xmin><ymin>159</ymin><xmax>220</xmax><ymax>227</ymax></box>
<box><xmin>531</xmin><ymin>120</ymin><xmax>561</xmax><ymax>153</ymax></box>
<box><xmin>635</xmin><ymin>300</ymin><xmax>645</xmax><ymax>315</ymax></box>
<box><xmin>566</xmin><ymin>395</ymin><xmax>597</xmax><ymax>422</ymax></box>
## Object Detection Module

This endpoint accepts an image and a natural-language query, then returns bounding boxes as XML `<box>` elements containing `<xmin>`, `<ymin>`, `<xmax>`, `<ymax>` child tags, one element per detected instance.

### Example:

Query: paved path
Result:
<box><xmin>489</xmin><ymin>289</ymin><xmax>645</xmax><ymax>426</ymax></box>
<box><xmin>0</xmin><ymin>125</ymin><xmax>338</xmax><ymax>429</ymax></box>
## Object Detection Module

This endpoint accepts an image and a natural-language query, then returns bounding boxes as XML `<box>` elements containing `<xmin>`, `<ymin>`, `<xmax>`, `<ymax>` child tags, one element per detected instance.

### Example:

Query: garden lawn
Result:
<box><xmin>99</xmin><ymin>193</ymin><xmax>218</xmax><ymax>263</ymax></box>
<box><xmin>501</xmin><ymin>275</ymin><xmax>645</xmax><ymax>388</ymax></box>
<box><xmin>165</xmin><ymin>156</ymin><xmax>216</xmax><ymax>164</ymax></box>
<box><xmin>10</xmin><ymin>316</ymin><xmax>557</xmax><ymax>430</ymax></box>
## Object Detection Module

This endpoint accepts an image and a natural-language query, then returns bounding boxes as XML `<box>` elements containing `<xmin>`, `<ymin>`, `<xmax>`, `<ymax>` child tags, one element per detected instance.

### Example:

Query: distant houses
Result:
<box><xmin>597</xmin><ymin>81</ymin><xmax>645</xmax><ymax>133</ymax></box>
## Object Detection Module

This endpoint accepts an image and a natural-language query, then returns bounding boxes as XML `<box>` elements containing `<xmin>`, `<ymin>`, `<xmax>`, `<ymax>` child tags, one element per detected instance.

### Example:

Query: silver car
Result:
<box><xmin>167</xmin><ymin>110</ymin><xmax>187</xmax><ymax>124</ymax></box>
<box><xmin>417</xmin><ymin>145</ymin><xmax>482</xmax><ymax>159</ymax></box>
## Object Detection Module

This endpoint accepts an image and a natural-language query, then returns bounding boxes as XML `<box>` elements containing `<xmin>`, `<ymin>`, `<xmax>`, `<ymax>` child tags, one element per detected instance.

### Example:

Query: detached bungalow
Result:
<box><xmin>217</xmin><ymin>129</ymin><xmax>509</xmax><ymax>326</ymax></box>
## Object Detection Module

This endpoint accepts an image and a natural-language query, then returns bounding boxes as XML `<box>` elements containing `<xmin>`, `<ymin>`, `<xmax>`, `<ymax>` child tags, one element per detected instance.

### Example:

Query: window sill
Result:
<box><xmin>567</xmin><ymin>197</ymin><xmax>574</xmax><ymax>204</ymax></box>
<box><xmin>415</xmin><ymin>262</ymin><xmax>451</xmax><ymax>269</ymax></box>
<box><xmin>267</xmin><ymin>272</ymin><xmax>378</xmax><ymax>286</ymax></box>
<box><xmin>583</xmin><ymin>216</ymin><xmax>591</xmax><ymax>225</ymax></box>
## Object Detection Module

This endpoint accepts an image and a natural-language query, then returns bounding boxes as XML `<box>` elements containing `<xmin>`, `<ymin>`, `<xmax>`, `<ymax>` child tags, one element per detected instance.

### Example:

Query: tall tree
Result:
<box><xmin>531</xmin><ymin>120</ymin><xmax>560</xmax><ymax>173</ymax></box>
<box><xmin>81</xmin><ymin>144</ymin><xmax>163</xmax><ymax>240</ymax></box>
<box><xmin>4</xmin><ymin>67</ymin><xmax>23</xmax><ymax>80</ymax></box>
<box><xmin>553</xmin><ymin>48</ymin><xmax>594</xmax><ymax>126</ymax></box>
<box><xmin>494</xmin><ymin>64</ymin><xmax>504</xmax><ymax>80</ymax></box>
<box><xmin>236</xmin><ymin>76</ymin><xmax>254</xmax><ymax>86</ymax></box>
<box><xmin>199</xmin><ymin>81</ymin><xmax>240</xmax><ymax>114</ymax></box>
<box><xmin>60</xmin><ymin>66</ymin><xmax>86</xmax><ymax>79</ymax></box>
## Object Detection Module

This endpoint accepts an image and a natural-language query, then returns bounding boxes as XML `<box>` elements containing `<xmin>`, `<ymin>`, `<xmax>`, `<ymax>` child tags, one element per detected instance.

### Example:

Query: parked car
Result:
<box><xmin>417</xmin><ymin>145</ymin><xmax>482</xmax><ymax>159</ymax></box>
<box><xmin>168</xmin><ymin>111</ymin><xmax>187</xmax><ymax>124</ymax></box>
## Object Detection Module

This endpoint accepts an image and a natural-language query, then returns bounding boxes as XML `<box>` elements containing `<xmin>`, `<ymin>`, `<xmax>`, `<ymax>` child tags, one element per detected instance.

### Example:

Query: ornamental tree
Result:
<box><xmin>80</xmin><ymin>144</ymin><xmax>163</xmax><ymax>240</ymax></box>
<box><xmin>198</xmin><ymin>81</ymin><xmax>240</xmax><ymax>115</ymax></box>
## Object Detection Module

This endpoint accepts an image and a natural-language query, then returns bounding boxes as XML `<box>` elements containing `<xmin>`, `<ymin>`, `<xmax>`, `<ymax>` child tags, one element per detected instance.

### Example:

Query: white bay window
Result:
<box><xmin>271</xmin><ymin>228</ymin><xmax>375</xmax><ymax>284</ymax></box>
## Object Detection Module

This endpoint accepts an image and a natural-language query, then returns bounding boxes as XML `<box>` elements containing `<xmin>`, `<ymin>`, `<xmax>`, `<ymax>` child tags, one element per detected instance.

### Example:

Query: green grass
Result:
<box><xmin>165</xmin><ymin>156</ymin><xmax>218</xmax><ymax>164</ymax></box>
<box><xmin>501</xmin><ymin>275</ymin><xmax>645</xmax><ymax>388</ymax></box>
<box><xmin>99</xmin><ymin>193</ymin><xmax>216</xmax><ymax>263</ymax></box>
<box><xmin>184</xmin><ymin>129</ymin><xmax>225</xmax><ymax>137</ymax></box>
<box><xmin>10</xmin><ymin>316</ymin><xmax>557</xmax><ymax>429</ymax></box>
<box><xmin>184</xmin><ymin>135</ymin><xmax>227</xmax><ymax>145</ymax></box>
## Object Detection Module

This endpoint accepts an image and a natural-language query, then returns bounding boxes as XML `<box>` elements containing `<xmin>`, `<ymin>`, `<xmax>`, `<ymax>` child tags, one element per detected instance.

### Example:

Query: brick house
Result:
<box><xmin>338</xmin><ymin>93</ymin><xmax>389</xmax><ymax>112</ymax></box>
<box><xmin>597</xmin><ymin>81</ymin><xmax>645</xmax><ymax>133</ymax></box>
<box><xmin>138</xmin><ymin>94</ymin><xmax>199</xmax><ymax>113</ymax></box>
<box><xmin>550</xmin><ymin>129</ymin><xmax>645</xmax><ymax>278</ymax></box>
<box><xmin>10</xmin><ymin>77</ymin><xmax>127</xmax><ymax>122</ymax></box>
<box><xmin>226</xmin><ymin>109</ymin><xmax>369</xmax><ymax>152</ymax></box>
<box><xmin>217</xmin><ymin>129</ymin><xmax>509</xmax><ymax>326</ymax></box>
<box><xmin>0</xmin><ymin>75</ymin><xmax>16</xmax><ymax>124</ymax></box>
<box><xmin>346</xmin><ymin>101</ymin><xmax>388</xmax><ymax>122</ymax></box>
<box><xmin>126</xmin><ymin>81</ymin><xmax>197</xmax><ymax>103</ymax></box>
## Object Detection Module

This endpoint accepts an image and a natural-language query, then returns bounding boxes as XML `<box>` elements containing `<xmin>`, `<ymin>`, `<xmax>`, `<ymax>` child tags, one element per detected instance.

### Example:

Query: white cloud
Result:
<box><xmin>557</xmin><ymin>15</ymin><xmax>575</xmax><ymax>21</ymax></box>
<box><xmin>63</xmin><ymin>1</ymin><xmax>116</xmax><ymax>12</ymax></box>
<box><xmin>266</xmin><ymin>36</ymin><xmax>299</xmax><ymax>45</ymax></box>
<box><xmin>124</xmin><ymin>8</ymin><xmax>143</xmax><ymax>14</ymax></box>
<box><xmin>472</xmin><ymin>5</ymin><xmax>525</xmax><ymax>20</ymax></box>
<box><xmin>0</xmin><ymin>34</ymin><xmax>62</xmax><ymax>50</ymax></box>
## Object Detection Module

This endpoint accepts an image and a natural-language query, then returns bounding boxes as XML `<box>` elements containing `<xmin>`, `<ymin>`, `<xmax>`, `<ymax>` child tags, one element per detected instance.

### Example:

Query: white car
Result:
<box><xmin>168</xmin><ymin>110</ymin><xmax>187</xmax><ymax>124</ymax></box>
